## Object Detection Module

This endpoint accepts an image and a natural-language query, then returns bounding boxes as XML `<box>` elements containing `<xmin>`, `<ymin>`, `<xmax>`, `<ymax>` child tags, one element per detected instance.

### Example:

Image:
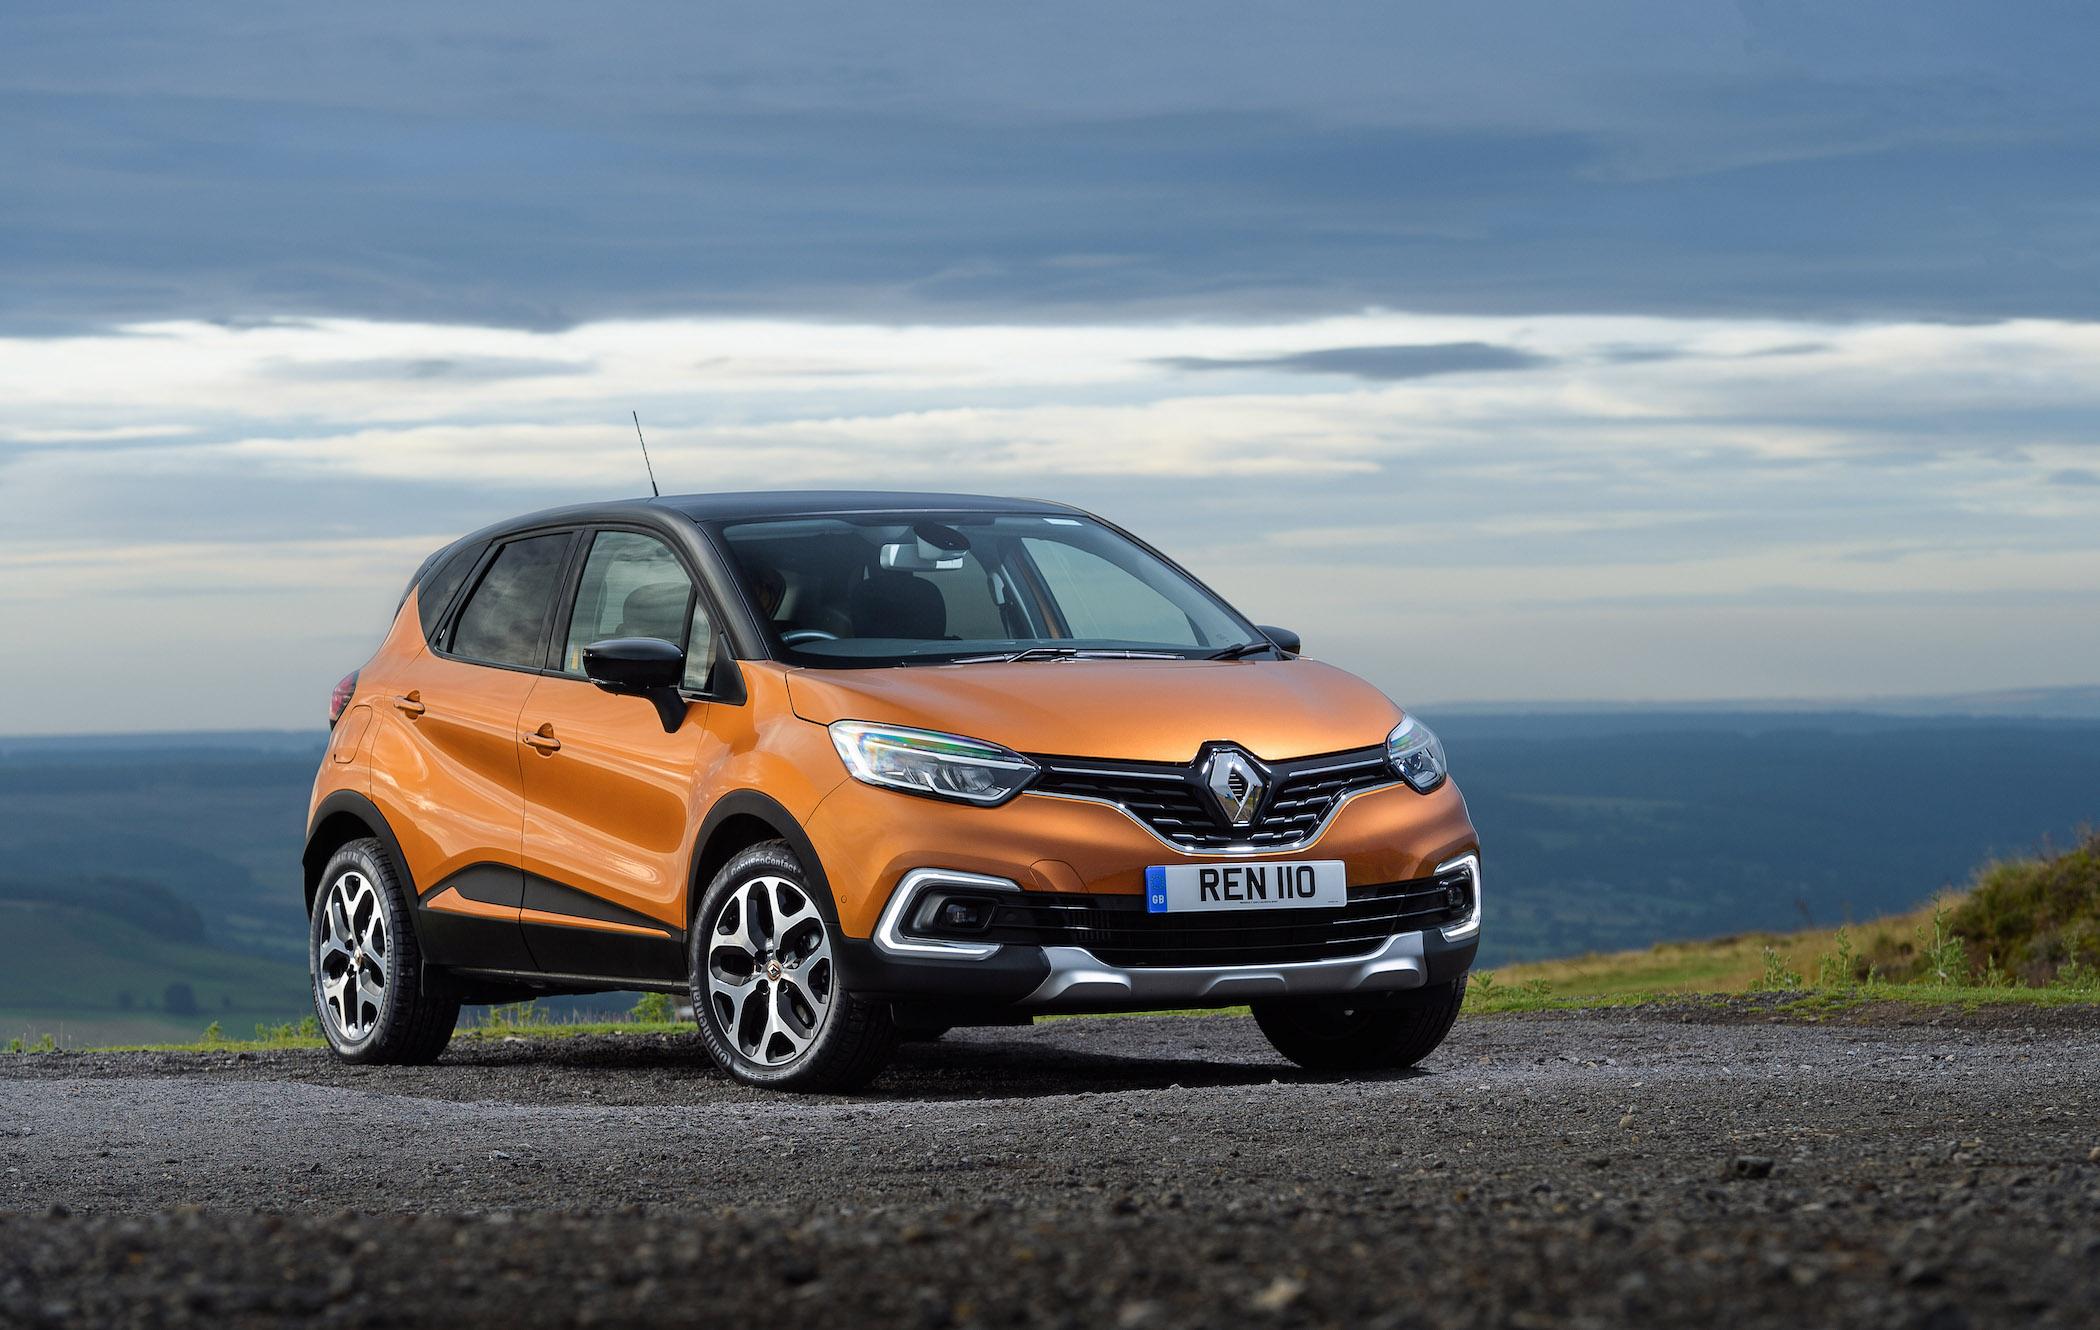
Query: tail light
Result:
<box><xmin>329</xmin><ymin>670</ymin><xmax>360</xmax><ymax>728</ymax></box>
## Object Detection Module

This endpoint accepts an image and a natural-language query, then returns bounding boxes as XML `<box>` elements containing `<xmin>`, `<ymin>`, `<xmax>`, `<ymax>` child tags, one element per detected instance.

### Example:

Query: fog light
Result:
<box><xmin>1437</xmin><ymin>853</ymin><xmax>1481</xmax><ymax>942</ymax></box>
<box><xmin>936</xmin><ymin>897</ymin><xmax>993</xmax><ymax>933</ymax></box>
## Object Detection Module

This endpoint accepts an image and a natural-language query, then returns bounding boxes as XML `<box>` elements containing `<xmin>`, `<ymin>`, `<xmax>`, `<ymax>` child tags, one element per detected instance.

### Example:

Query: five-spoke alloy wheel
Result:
<box><xmin>689</xmin><ymin>840</ymin><xmax>897</xmax><ymax>1091</ymax></box>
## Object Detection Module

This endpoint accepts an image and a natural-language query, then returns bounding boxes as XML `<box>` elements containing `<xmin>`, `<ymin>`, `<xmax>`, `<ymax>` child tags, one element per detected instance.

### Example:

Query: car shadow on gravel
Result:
<box><xmin>5</xmin><ymin>1018</ymin><xmax>1428</xmax><ymax>1105</ymax></box>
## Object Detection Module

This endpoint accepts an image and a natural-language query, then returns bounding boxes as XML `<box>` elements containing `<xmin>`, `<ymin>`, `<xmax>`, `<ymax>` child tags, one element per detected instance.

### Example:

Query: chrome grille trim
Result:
<box><xmin>1023</xmin><ymin>744</ymin><xmax>1403</xmax><ymax>855</ymax></box>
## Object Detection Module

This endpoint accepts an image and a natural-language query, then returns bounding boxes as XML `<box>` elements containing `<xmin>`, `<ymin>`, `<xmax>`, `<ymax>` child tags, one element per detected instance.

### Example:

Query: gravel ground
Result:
<box><xmin>2</xmin><ymin>1001</ymin><xmax>2098</xmax><ymax>1329</ymax></box>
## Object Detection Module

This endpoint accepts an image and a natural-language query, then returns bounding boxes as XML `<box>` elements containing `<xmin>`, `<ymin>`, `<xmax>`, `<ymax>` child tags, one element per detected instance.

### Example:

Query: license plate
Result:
<box><xmin>1144</xmin><ymin>860</ymin><xmax>1346</xmax><ymax>914</ymax></box>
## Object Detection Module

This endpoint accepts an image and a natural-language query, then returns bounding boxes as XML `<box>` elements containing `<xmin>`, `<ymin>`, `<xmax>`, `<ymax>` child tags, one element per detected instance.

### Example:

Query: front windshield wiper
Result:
<box><xmin>1205</xmin><ymin>640</ymin><xmax>1276</xmax><ymax>660</ymax></box>
<box><xmin>946</xmin><ymin>646</ymin><xmax>1184</xmax><ymax>664</ymax></box>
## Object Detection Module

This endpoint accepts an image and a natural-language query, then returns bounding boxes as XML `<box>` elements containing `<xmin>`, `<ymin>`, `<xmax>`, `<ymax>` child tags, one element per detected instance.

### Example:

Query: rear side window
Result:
<box><xmin>416</xmin><ymin>540</ymin><xmax>487</xmax><ymax>641</ymax></box>
<box><xmin>449</xmin><ymin>533</ymin><xmax>573</xmax><ymax>669</ymax></box>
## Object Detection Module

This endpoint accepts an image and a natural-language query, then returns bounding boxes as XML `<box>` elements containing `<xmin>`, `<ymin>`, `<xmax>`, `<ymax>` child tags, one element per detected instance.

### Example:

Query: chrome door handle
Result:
<box><xmin>394</xmin><ymin>693</ymin><xmax>426</xmax><ymax>717</ymax></box>
<box><xmin>524</xmin><ymin>724</ymin><xmax>560</xmax><ymax>754</ymax></box>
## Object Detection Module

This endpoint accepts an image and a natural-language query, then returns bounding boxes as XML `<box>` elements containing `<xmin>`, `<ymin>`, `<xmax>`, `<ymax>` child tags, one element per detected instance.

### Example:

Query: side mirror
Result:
<box><xmin>582</xmin><ymin>638</ymin><xmax>687</xmax><ymax>731</ymax></box>
<box><xmin>1256</xmin><ymin>624</ymin><xmax>1302</xmax><ymax>656</ymax></box>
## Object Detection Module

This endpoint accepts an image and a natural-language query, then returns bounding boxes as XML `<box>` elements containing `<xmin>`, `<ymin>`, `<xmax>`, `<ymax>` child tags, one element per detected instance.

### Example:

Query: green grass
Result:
<box><xmin>17</xmin><ymin>833</ymin><xmax>2100</xmax><ymax>1054</ymax></box>
<box><xmin>0</xmin><ymin>896</ymin><xmax>307</xmax><ymax>1048</ymax></box>
<box><xmin>7</xmin><ymin>993</ymin><xmax>691</xmax><ymax>1055</ymax></box>
<box><xmin>1461</xmin><ymin>978</ymin><xmax>2100</xmax><ymax>1017</ymax></box>
<box><xmin>68</xmin><ymin>1015</ymin><xmax>692</xmax><ymax>1055</ymax></box>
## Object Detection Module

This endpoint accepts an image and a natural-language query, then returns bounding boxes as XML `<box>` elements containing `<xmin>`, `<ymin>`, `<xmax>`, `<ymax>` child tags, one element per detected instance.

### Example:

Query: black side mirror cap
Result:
<box><xmin>1256</xmin><ymin>624</ymin><xmax>1302</xmax><ymax>656</ymax></box>
<box><xmin>582</xmin><ymin>638</ymin><xmax>689</xmax><ymax>731</ymax></box>
<box><xmin>582</xmin><ymin>636</ymin><xmax>686</xmax><ymax>691</ymax></box>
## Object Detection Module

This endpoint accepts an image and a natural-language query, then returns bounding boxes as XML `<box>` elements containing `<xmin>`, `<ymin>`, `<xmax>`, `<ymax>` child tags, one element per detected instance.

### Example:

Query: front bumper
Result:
<box><xmin>833</xmin><ymin>854</ymin><xmax>1482</xmax><ymax>1017</ymax></box>
<box><xmin>836</xmin><ymin>925</ymin><xmax>1479</xmax><ymax>1017</ymax></box>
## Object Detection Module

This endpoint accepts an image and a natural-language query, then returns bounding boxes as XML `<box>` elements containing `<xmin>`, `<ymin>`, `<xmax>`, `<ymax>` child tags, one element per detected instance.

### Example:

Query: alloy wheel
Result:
<box><xmin>704</xmin><ymin>875</ymin><xmax>834</xmax><ymax>1065</ymax></box>
<box><xmin>316</xmin><ymin>870</ymin><xmax>390</xmax><ymax>1042</ymax></box>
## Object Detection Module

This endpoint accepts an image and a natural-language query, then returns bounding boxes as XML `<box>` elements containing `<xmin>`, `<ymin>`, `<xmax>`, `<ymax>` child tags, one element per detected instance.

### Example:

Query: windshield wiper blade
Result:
<box><xmin>946</xmin><ymin>646</ymin><xmax>1182</xmax><ymax>664</ymax></box>
<box><xmin>1206</xmin><ymin>640</ymin><xmax>1275</xmax><ymax>660</ymax></box>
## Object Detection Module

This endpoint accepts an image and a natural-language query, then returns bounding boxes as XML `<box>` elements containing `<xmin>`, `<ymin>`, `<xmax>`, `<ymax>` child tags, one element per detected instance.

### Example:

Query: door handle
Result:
<box><xmin>524</xmin><ymin>723</ymin><xmax>561</xmax><ymax>754</ymax></box>
<box><xmin>393</xmin><ymin>692</ymin><xmax>426</xmax><ymax>718</ymax></box>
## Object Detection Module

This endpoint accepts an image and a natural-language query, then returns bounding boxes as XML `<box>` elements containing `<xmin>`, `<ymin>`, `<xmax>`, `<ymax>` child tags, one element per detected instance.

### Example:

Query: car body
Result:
<box><xmin>305</xmin><ymin>491</ymin><xmax>1481</xmax><ymax>1089</ymax></box>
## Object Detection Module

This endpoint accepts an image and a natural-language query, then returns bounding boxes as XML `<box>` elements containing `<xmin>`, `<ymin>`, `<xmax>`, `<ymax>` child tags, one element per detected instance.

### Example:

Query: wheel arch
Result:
<box><xmin>304</xmin><ymin>790</ymin><xmax>415</xmax><ymax>911</ymax></box>
<box><xmin>688</xmin><ymin>791</ymin><xmax>836</xmax><ymax>928</ymax></box>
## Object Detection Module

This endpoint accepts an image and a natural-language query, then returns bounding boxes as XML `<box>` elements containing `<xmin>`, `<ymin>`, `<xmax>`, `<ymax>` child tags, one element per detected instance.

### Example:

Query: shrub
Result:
<box><xmin>1816</xmin><ymin>926</ymin><xmax>1861</xmax><ymax>989</ymax></box>
<box><xmin>1921</xmin><ymin>902</ymin><xmax>1971</xmax><ymax>986</ymax></box>
<box><xmin>1945</xmin><ymin>832</ymin><xmax>2100</xmax><ymax>986</ymax></box>
<box><xmin>631</xmin><ymin>992</ymin><xmax>676</xmax><ymax>1023</ymax></box>
<box><xmin>1755</xmin><ymin>946</ymin><xmax>1803</xmax><ymax>992</ymax></box>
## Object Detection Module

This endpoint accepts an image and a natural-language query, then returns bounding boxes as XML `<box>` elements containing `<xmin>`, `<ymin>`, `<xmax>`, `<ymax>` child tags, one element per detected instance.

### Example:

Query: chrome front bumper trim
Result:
<box><xmin>1019</xmin><ymin>929</ymin><xmax>1429</xmax><ymax>1006</ymax></box>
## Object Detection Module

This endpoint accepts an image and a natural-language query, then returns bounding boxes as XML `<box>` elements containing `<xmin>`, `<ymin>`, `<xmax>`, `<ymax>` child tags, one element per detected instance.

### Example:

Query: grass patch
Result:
<box><xmin>27</xmin><ymin>994</ymin><xmax>692</xmax><ymax>1055</ymax></box>
<box><xmin>1466</xmin><ymin>837</ymin><xmax>2100</xmax><ymax>1017</ymax></box>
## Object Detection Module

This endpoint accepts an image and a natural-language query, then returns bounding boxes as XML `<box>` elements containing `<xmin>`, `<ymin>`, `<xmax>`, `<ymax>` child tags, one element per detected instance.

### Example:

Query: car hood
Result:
<box><xmin>785</xmin><ymin>658</ymin><xmax>1403</xmax><ymax>763</ymax></box>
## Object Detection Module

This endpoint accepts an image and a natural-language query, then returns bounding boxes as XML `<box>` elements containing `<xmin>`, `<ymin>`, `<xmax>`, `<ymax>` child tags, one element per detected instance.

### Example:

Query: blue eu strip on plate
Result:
<box><xmin>1145</xmin><ymin>865</ymin><xmax>1169</xmax><ymax>913</ymax></box>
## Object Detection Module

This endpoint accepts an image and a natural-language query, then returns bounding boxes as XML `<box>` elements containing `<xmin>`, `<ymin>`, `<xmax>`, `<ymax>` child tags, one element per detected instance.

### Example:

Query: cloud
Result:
<box><xmin>1</xmin><ymin>306</ymin><xmax>2097</xmax><ymax>731</ymax></box>
<box><xmin>1156</xmin><ymin>342</ymin><xmax>1551</xmax><ymax>381</ymax></box>
<box><xmin>5</xmin><ymin>4</ymin><xmax>2100</xmax><ymax>331</ymax></box>
<box><xmin>264</xmin><ymin>356</ymin><xmax>593</xmax><ymax>383</ymax></box>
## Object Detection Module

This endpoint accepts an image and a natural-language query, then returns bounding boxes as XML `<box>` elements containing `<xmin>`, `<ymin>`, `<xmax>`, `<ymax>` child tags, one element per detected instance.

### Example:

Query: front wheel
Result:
<box><xmin>1252</xmin><ymin>976</ymin><xmax>1467</xmax><ymax>1072</ymax></box>
<box><xmin>689</xmin><ymin>841</ymin><xmax>897</xmax><ymax>1092</ymax></box>
<box><xmin>309</xmin><ymin>838</ymin><xmax>459</xmax><ymax>1064</ymax></box>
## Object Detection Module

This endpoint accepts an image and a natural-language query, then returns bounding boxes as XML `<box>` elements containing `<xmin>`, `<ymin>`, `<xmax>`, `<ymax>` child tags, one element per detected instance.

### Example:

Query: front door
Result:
<box><xmin>370</xmin><ymin>529</ymin><xmax>577</xmax><ymax>972</ymax></box>
<box><xmin>518</xmin><ymin>528</ymin><xmax>719</xmax><ymax>981</ymax></box>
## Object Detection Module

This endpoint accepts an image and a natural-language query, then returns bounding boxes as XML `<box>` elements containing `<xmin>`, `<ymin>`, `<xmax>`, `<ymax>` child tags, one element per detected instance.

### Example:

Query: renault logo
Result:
<box><xmin>1202</xmin><ymin>748</ymin><xmax>1266</xmax><ymax>826</ymax></box>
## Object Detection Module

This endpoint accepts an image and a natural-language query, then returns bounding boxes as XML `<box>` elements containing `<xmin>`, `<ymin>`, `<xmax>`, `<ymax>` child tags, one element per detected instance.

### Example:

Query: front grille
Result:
<box><xmin>939</xmin><ymin>867</ymin><xmax>1472</xmax><ymax>968</ymax></box>
<box><xmin>1027</xmin><ymin>745</ymin><xmax>1398</xmax><ymax>850</ymax></box>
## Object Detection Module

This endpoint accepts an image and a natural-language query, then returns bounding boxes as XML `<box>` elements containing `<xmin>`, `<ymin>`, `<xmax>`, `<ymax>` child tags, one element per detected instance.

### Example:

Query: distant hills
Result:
<box><xmin>1432</xmin><ymin>683</ymin><xmax>2100</xmax><ymax>721</ymax></box>
<box><xmin>2</xmin><ymin>700</ymin><xmax>2096</xmax><ymax>1042</ymax></box>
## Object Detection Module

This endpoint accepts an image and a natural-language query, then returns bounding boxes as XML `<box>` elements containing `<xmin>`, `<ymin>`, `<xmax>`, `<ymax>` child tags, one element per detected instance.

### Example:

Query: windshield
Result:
<box><xmin>710</xmin><ymin>512</ymin><xmax>1262</xmax><ymax>667</ymax></box>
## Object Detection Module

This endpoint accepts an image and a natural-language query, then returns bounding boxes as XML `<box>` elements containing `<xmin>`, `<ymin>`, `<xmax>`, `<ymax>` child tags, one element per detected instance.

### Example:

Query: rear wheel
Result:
<box><xmin>1252</xmin><ymin>976</ymin><xmax>1467</xmax><ymax>1072</ymax></box>
<box><xmin>689</xmin><ymin>840</ymin><xmax>896</xmax><ymax>1092</ymax></box>
<box><xmin>309</xmin><ymin>838</ymin><xmax>459</xmax><ymax>1064</ymax></box>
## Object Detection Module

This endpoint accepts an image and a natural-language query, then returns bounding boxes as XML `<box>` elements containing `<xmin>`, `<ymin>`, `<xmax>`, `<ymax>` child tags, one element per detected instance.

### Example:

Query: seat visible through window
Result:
<box><xmin>848</xmin><ymin>571</ymin><xmax>947</xmax><ymax>640</ymax></box>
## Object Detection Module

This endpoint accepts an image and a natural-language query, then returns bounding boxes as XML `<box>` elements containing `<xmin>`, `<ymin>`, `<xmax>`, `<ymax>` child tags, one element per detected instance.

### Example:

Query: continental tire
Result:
<box><xmin>309</xmin><ymin>838</ymin><xmax>460</xmax><ymax>1064</ymax></box>
<box><xmin>689</xmin><ymin>840</ymin><xmax>897</xmax><ymax>1093</ymax></box>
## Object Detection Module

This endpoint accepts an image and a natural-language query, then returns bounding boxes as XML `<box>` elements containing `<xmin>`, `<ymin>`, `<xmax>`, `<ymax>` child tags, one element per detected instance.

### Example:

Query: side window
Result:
<box><xmin>1022</xmin><ymin>538</ymin><xmax>1200</xmax><ymax>645</ymax></box>
<box><xmin>449</xmin><ymin>533</ymin><xmax>573</xmax><ymax>669</ymax></box>
<box><xmin>416</xmin><ymin>540</ymin><xmax>486</xmax><ymax>641</ymax></box>
<box><xmin>562</xmin><ymin>531</ymin><xmax>714</xmax><ymax>691</ymax></box>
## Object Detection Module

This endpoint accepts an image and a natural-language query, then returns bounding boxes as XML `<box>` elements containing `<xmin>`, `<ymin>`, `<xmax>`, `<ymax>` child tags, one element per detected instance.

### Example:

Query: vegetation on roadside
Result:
<box><xmin>15</xmin><ymin>836</ymin><xmax>2100</xmax><ymax>1051</ymax></box>
<box><xmin>11</xmin><ymin>992</ymin><xmax>689</xmax><ymax>1054</ymax></box>
<box><xmin>1467</xmin><ymin>831</ymin><xmax>2100</xmax><ymax>1014</ymax></box>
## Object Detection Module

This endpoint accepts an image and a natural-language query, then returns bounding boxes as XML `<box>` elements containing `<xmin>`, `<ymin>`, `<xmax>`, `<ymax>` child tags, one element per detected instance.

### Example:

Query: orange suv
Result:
<box><xmin>306</xmin><ymin>492</ymin><xmax>1481</xmax><ymax>1090</ymax></box>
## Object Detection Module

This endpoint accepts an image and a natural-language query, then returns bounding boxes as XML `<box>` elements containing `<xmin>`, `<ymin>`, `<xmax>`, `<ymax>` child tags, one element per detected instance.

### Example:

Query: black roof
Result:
<box><xmin>446</xmin><ymin>490</ymin><xmax>1088</xmax><ymax>551</ymax></box>
<box><xmin>653</xmin><ymin>490</ymin><xmax>1080</xmax><ymax>521</ymax></box>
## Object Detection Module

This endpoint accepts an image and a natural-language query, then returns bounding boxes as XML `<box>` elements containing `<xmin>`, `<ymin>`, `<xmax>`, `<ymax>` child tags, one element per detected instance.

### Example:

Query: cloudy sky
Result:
<box><xmin>3</xmin><ymin>2</ymin><xmax>2097</xmax><ymax>733</ymax></box>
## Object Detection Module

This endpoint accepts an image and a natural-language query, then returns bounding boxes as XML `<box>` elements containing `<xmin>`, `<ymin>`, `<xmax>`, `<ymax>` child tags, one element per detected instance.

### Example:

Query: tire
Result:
<box><xmin>1252</xmin><ymin>976</ymin><xmax>1467</xmax><ymax>1072</ymax></box>
<box><xmin>309</xmin><ymin>838</ymin><xmax>459</xmax><ymax>1064</ymax></box>
<box><xmin>688</xmin><ymin>840</ymin><xmax>897</xmax><ymax>1092</ymax></box>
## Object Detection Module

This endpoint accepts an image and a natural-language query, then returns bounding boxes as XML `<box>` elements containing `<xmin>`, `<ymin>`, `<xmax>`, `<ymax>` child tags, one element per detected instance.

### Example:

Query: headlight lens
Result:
<box><xmin>829</xmin><ymin>720</ymin><xmax>1038</xmax><ymax>805</ymax></box>
<box><xmin>1385</xmin><ymin>714</ymin><xmax>1447</xmax><ymax>792</ymax></box>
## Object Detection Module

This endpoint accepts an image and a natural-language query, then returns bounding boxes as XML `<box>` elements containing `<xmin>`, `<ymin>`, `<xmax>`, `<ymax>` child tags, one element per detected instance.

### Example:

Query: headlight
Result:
<box><xmin>828</xmin><ymin>720</ymin><xmax>1038</xmax><ymax>805</ymax></box>
<box><xmin>1385</xmin><ymin>714</ymin><xmax>1447</xmax><ymax>792</ymax></box>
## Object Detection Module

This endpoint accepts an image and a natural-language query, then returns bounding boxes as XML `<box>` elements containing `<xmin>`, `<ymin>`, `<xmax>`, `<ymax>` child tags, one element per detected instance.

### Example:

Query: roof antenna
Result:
<box><xmin>631</xmin><ymin>410</ymin><xmax>661</xmax><ymax>498</ymax></box>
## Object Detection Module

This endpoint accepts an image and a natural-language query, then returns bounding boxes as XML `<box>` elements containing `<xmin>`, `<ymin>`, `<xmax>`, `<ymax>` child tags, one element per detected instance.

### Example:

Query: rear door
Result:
<box><xmin>517</xmin><ymin>527</ymin><xmax>721</xmax><ymax>982</ymax></box>
<box><xmin>369</xmin><ymin>529</ymin><xmax>577</xmax><ymax>972</ymax></box>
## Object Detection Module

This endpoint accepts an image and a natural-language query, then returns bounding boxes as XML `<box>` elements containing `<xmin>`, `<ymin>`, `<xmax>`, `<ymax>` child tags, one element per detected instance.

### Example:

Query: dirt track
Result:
<box><xmin>3</xmin><ymin>1002</ymin><xmax>2099</xmax><ymax>1329</ymax></box>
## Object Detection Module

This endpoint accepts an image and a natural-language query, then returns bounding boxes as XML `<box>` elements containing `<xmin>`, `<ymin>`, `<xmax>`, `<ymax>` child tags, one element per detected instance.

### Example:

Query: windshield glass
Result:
<box><xmin>711</xmin><ymin>512</ymin><xmax>1260</xmax><ymax>667</ymax></box>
